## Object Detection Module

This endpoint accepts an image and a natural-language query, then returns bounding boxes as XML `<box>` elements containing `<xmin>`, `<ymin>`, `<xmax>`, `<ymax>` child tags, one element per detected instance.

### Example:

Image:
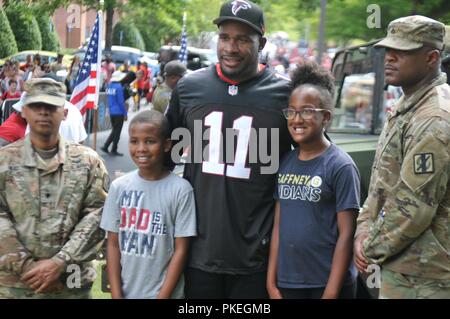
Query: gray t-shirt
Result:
<box><xmin>100</xmin><ymin>171</ymin><xmax>196</xmax><ymax>299</ymax></box>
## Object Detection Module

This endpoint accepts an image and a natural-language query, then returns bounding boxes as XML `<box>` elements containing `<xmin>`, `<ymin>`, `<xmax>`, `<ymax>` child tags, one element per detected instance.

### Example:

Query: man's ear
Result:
<box><xmin>21</xmin><ymin>107</ymin><xmax>28</xmax><ymax>121</ymax></box>
<box><xmin>427</xmin><ymin>49</ymin><xmax>441</xmax><ymax>68</ymax></box>
<box><xmin>64</xmin><ymin>108</ymin><xmax>68</xmax><ymax>120</ymax></box>
<box><xmin>259</xmin><ymin>37</ymin><xmax>267</xmax><ymax>52</ymax></box>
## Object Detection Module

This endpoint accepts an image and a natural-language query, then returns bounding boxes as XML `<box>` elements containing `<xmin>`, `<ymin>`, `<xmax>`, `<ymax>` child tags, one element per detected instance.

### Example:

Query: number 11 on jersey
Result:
<box><xmin>202</xmin><ymin>111</ymin><xmax>253</xmax><ymax>179</ymax></box>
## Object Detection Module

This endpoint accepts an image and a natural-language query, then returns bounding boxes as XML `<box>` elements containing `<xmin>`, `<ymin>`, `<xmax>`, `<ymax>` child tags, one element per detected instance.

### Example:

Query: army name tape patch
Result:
<box><xmin>413</xmin><ymin>153</ymin><xmax>434</xmax><ymax>174</ymax></box>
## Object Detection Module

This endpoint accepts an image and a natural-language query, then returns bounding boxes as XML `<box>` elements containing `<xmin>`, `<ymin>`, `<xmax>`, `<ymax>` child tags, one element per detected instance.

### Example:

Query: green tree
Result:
<box><xmin>297</xmin><ymin>0</ymin><xmax>450</xmax><ymax>45</ymax></box>
<box><xmin>131</xmin><ymin>7</ymin><xmax>179</xmax><ymax>51</ymax></box>
<box><xmin>30</xmin><ymin>0</ymin><xmax>125</xmax><ymax>51</ymax></box>
<box><xmin>4</xmin><ymin>3</ymin><xmax>42</xmax><ymax>51</ymax></box>
<box><xmin>30</xmin><ymin>0</ymin><xmax>186</xmax><ymax>51</ymax></box>
<box><xmin>36</xmin><ymin>15</ymin><xmax>61</xmax><ymax>52</ymax></box>
<box><xmin>112</xmin><ymin>20</ymin><xmax>146</xmax><ymax>51</ymax></box>
<box><xmin>0</xmin><ymin>7</ymin><xmax>18</xmax><ymax>58</ymax></box>
<box><xmin>138</xmin><ymin>27</ymin><xmax>161</xmax><ymax>52</ymax></box>
<box><xmin>24</xmin><ymin>0</ymin><xmax>450</xmax><ymax>46</ymax></box>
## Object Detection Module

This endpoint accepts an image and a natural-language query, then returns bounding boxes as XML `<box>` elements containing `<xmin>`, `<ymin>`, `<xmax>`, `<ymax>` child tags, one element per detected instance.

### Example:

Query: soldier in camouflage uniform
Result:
<box><xmin>0</xmin><ymin>78</ymin><xmax>109</xmax><ymax>299</ymax></box>
<box><xmin>354</xmin><ymin>16</ymin><xmax>450</xmax><ymax>299</ymax></box>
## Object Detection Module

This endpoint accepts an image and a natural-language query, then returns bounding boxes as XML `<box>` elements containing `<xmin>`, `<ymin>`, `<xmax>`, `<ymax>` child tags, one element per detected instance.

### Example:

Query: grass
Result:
<box><xmin>92</xmin><ymin>260</ymin><xmax>111</xmax><ymax>299</ymax></box>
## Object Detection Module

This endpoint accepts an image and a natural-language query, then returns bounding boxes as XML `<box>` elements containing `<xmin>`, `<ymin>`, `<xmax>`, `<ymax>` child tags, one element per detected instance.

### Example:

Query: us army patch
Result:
<box><xmin>414</xmin><ymin>153</ymin><xmax>434</xmax><ymax>174</ymax></box>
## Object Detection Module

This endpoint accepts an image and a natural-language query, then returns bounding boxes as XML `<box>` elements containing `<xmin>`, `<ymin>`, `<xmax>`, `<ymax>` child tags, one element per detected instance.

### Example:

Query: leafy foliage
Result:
<box><xmin>36</xmin><ymin>15</ymin><xmax>61</xmax><ymax>52</ymax></box>
<box><xmin>297</xmin><ymin>0</ymin><xmax>450</xmax><ymax>45</ymax></box>
<box><xmin>4</xmin><ymin>2</ymin><xmax>42</xmax><ymax>51</ymax></box>
<box><xmin>14</xmin><ymin>0</ymin><xmax>450</xmax><ymax>49</ymax></box>
<box><xmin>0</xmin><ymin>7</ymin><xmax>18</xmax><ymax>58</ymax></box>
<box><xmin>112</xmin><ymin>20</ymin><xmax>146</xmax><ymax>51</ymax></box>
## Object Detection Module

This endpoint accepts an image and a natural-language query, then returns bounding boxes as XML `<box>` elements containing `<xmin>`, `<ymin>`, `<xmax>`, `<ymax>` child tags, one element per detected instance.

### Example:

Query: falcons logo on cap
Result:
<box><xmin>231</xmin><ymin>0</ymin><xmax>251</xmax><ymax>15</ymax></box>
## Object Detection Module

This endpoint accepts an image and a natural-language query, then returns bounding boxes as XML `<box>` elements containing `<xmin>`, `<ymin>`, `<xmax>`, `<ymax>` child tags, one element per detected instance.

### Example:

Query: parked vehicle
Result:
<box><xmin>0</xmin><ymin>50</ymin><xmax>73</xmax><ymax>68</ymax></box>
<box><xmin>73</xmin><ymin>45</ymin><xmax>144</xmax><ymax>67</ymax></box>
<box><xmin>159</xmin><ymin>45</ymin><xmax>217</xmax><ymax>71</ymax></box>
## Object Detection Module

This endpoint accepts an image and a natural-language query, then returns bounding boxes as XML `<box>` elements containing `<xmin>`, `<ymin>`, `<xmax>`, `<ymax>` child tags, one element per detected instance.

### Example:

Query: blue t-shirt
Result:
<box><xmin>274</xmin><ymin>144</ymin><xmax>360</xmax><ymax>288</ymax></box>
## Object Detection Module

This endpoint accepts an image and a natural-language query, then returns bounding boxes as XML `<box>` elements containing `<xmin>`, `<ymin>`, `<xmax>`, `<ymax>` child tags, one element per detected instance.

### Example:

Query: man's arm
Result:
<box><xmin>52</xmin><ymin>156</ymin><xmax>109</xmax><ymax>265</ymax></box>
<box><xmin>0</xmin><ymin>194</ymin><xmax>36</xmax><ymax>276</ymax></box>
<box><xmin>0</xmin><ymin>167</ymin><xmax>36</xmax><ymax>276</ymax></box>
<box><xmin>354</xmin><ymin>205</ymin><xmax>370</xmax><ymax>272</ymax></box>
<box><xmin>363</xmin><ymin>120</ymin><xmax>450</xmax><ymax>264</ymax></box>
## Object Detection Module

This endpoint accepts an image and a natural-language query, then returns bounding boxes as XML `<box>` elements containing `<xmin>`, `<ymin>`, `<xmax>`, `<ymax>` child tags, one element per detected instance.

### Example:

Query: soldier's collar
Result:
<box><xmin>23</xmin><ymin>135</ymin><xmax>67</xmax><ymax>168</ymax></box>
<box><xmin>396</xmin><ymin>73</ymin><xmax>447</xmax><ymax>115</ymax></box>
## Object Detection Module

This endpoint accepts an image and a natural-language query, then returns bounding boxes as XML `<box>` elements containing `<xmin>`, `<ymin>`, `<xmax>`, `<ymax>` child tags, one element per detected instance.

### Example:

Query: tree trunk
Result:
<box><xmin>411</xmin><ymin>0</ymin><xmax>427</xmax><ymax>15</ymax></box>
<box><xmin>105</xmin><ymin>5</ymin><xmax>114</xmax><ymax>52</ymax></box>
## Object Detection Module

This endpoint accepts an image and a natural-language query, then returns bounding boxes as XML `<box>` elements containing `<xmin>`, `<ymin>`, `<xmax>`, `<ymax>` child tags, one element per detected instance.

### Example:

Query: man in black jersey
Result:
<box><xmin>166</xmin><ymin>0</ymin><xmax>292</xmax><ymax>298</ymax></box>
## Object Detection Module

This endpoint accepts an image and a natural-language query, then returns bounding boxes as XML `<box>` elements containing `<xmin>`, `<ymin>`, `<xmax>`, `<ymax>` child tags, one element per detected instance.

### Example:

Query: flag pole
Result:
<box><xmin>179</xmin><ymin>12</ymin><xmax>188</xmax><ymax>65</ymax></box>
<box><xmin>93</xmin><ymin>106</ymin><xmax>98</xmax><ymax>151</ymax></box>
<box><xmin>92</xmin><ymin>0</ymin><xmax>104</xmax><ymax>151</ymax></box>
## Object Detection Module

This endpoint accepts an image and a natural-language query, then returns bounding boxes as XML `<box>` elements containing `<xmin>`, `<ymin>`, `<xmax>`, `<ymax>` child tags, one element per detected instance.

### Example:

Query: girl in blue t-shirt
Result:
<box><xmin>267</xmin><ymin>61</ymin><xmax>361</xmax><ymax>299</ymax></box>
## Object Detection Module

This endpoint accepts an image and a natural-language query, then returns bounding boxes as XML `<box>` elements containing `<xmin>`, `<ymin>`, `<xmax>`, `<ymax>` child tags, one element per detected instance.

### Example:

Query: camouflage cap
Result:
<box><xmin>375</xmin><ymin>15</ymin><xmax>445</xmax><ymax>51</ymax></box>
<box><xmin>23</xmin><ymin>78</ymin><xmax>66</xmax><ymax>108</ymax></box>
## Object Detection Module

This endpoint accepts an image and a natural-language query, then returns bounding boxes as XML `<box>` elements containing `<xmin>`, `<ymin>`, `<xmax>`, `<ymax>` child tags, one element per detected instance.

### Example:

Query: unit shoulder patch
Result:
<box><xmin>413</xmin><ymin>153</ymin><xmax>434</xmax><ymax>174</ymax></box>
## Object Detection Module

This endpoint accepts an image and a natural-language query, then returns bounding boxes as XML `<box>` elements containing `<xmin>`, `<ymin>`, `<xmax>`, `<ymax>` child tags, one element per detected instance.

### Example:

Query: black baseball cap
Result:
<box><xmin>213</xmin><ymin>0</ymin><xmax>265</xmax><ymax>36</ymax></box>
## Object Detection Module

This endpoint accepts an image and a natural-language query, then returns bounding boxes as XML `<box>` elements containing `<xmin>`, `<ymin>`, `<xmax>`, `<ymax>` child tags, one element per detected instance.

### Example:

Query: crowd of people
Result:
<box><xmin>0</xmin><ymin>0</ymin><xmax>449</xmax><ymax>300</ymax></box>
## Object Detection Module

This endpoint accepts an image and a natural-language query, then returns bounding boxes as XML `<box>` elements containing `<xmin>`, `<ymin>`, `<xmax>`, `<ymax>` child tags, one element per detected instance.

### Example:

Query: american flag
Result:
<box><xmin>178</xmin><ymin>12</ymin><xmax>188</xmax><ymax>65</ymax></box>
<box><xmin>70</xmin><ymin>13</ymin><xmax>102</xmax><ymax>115</ymax></box>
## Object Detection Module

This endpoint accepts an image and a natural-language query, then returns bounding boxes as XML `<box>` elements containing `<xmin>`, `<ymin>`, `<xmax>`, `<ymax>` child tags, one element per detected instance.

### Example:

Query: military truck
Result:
<box><xmin>329</xmin><ymin>40</ymin><xmax>405</xmax><ymax>202</ymax></box>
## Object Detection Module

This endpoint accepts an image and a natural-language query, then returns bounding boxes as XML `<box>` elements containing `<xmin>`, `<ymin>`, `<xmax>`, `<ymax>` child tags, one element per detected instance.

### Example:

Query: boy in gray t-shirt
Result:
<box><xmin>101</xmin><ymin>110</ymin><xmax>196</xmax><ymax>299</ymax></box>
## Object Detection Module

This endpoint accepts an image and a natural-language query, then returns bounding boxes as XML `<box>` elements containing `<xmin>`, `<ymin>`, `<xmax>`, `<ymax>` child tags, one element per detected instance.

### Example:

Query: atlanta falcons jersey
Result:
<box><xmin>166</xmin><ymin>64</ymin><xmax>292</xmax><ymax>274</ymax></box>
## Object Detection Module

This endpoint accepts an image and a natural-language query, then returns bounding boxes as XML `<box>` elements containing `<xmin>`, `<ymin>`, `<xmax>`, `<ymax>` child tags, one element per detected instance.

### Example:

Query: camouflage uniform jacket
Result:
<box><xmin>356</xmin><ymin>73</ymin><xmax>450</xmax><ymax>280</ymax></box>
<box><xmin>0</xmin><ymin>135</ymin><xmax>109</xmax><ymax>288</ymax></box>
<box><xmin>152</xmin><ymin>82</ymin><xmax>172</xmax><ymax>114</ymax></box>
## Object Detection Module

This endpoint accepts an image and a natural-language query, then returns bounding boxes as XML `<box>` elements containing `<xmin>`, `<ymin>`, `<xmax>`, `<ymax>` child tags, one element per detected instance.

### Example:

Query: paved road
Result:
<box><xmin>84</xmin><ymin>104</ymin><xmax>149</xmax><ymax>180</ymax></box>
<box><xmin>85</xmin><ymin>102</ymin><xmax>184</xmax><ymax>180</ymax></box>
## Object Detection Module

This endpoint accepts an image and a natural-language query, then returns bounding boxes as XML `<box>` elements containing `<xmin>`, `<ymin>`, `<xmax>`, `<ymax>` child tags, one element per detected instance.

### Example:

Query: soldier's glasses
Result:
<box><xmin>282</xmin><ymin>107</ymin><xmax>327</xmax><ymax>120</ymax></box>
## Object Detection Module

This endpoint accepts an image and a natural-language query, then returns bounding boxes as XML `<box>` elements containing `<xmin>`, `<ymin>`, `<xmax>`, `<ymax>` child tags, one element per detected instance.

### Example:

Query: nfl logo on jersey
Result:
<box><xmin>228</xmin><ymin>85</ymin><xmax>239</xmax><ymax>96</ymax></box>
